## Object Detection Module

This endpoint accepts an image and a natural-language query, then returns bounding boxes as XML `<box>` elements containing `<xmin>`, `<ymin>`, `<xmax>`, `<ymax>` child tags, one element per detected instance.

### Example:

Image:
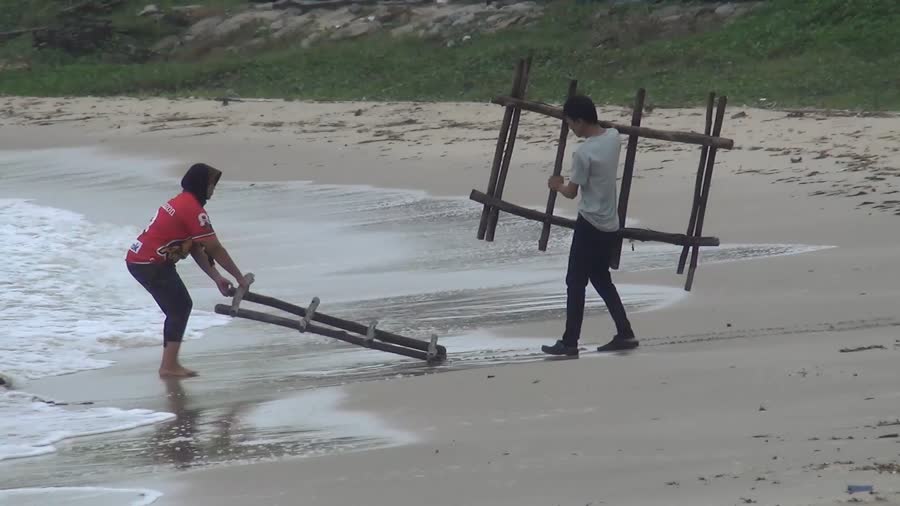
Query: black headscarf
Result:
<box><xmin>180</xmin><ymin>163</ymin><xmax>222</xmax><ymax>207</ymax></box>
<box><xmin>180</xmin><ymin>163</ymin><xmax>222</xmax><ymax>266</ymax></box>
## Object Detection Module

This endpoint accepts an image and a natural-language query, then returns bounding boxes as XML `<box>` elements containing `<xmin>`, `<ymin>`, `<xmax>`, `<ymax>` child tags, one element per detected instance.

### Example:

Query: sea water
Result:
<box><xmin>0</xmin><ymin>146</ymin><xmax>831</xmax><ymax>493</ymax></box>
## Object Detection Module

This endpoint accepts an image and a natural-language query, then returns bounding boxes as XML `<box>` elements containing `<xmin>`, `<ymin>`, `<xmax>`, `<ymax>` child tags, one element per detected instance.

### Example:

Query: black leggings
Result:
<box><xmin>127</xmin><ymin>262</ymin><xmax>193</xmax><ymax>347</ymax></box>
<box><xmin>562</xmin><ymin>215</ymin><xmax>633</xmax><ymax>346</ymax></box>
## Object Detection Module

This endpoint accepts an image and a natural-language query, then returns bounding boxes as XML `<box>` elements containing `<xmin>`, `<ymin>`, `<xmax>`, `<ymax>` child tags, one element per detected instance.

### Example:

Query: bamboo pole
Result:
<box><xmin>610</xmin><ymin>88</ymin><xmax>646</xmax><ymax>270</ymax></box>
<box><xmin>477</xmin><ymin>59</ymin><xmax>525</xmax><ymax>240</ymax></box>
<box><xmin>214</xmin><ymin>305</ymin><xmax>436</xmax><ymax>362</ymax></box>
<box><xmin>538</xmin><ymin>79</ymin><xmax>578</xmax><ymax>252</ymax></box>
<box><xmin>235</xmin><ymin>291</ymin><xmax>446</xmax><ymax>357</ymax></box>
<box><xmin>485</xmin><ymin>55</ymin><xmax>533</xmax><ymax>242</ymax></box>
<box><xmin>685</xmin><ymin>96</ymin><xmax>728</xmax><ymax>291</ymax></box>
<box><xmin>678</xmin><ymin>92</ymin><xmax>716</xmax><ymax>274</ymax></box>
<box><xmin>491</xmin><ymin>96</ymin><xmax>734</xmax><ymax>149</ymax></box>
<box><xmin>469</xmin><ymin>190</ymin><xmax>720</xmax><ymax>247</ymax></box>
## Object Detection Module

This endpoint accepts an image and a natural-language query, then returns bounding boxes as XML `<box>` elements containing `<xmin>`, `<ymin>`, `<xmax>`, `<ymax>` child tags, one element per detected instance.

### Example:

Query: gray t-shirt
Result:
<box><xmin>569</xmin><ymin>128</ymin><xmax>622</xmax><ymax>232</ymax></box>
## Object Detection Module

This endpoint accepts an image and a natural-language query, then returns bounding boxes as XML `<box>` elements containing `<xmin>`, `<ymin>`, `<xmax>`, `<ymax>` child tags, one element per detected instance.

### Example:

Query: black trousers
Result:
<box><xmin>562</xmin><ymin>215</ymin><xmax>633</xmax><ymax>346</ymax></box>
<box><xmin>127</xmin><ymin>262</ymin><xmax>193</xmax><ymax>347</ymax></box>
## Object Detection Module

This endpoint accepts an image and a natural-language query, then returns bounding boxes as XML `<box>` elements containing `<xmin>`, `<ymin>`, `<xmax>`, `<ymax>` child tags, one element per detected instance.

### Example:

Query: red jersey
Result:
<box><xmin>126</xmin><ymin>192</ymin><xmax>216</xmax><ymax>264</ymax></box>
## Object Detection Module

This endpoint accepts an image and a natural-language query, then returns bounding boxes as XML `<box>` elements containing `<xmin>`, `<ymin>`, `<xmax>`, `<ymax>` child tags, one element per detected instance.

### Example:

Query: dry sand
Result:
<box><xmin>2</xmin><ymin>95</ymin><xmax>899</xmax><ymax>505</ymax></box>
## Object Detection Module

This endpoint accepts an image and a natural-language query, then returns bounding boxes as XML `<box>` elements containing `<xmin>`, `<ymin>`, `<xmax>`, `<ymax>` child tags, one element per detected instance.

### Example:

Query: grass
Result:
<box><xmin>0</xmin><ymin>0</ymin><xmax>898</xmax><ymax>110</ymax></box>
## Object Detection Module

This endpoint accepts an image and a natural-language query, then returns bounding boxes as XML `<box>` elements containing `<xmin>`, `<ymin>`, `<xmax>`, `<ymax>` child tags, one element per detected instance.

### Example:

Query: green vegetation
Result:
<box><xmin>0</xmin><ymin>0</ymin><xmax>897</xmax><ymax>110</ymax></box>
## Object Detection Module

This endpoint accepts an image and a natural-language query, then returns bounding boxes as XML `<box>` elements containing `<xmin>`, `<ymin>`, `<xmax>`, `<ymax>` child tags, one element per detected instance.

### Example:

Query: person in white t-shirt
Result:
<box><xmin>542</xmin><ymin>95</ymin><xmax>637</xmax><ymax>358</ymax></box>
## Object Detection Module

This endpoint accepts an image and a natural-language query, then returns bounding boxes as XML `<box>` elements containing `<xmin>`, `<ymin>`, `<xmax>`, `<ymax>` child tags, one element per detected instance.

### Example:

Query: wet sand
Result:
<box><xmin>2</xmin><ymin>96</ymin><xmax>899</xmax><ymax>505</ymax></box>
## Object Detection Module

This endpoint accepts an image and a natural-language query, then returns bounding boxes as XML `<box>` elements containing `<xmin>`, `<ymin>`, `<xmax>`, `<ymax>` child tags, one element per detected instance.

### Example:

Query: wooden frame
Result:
<box><xmin>473</xmin><ymin>58</ymin><xmax>734</xmax><ymax>291</ymax></box>
<box><xmin>215</xmin><ymin>274</ymin><xmax>446</xmax><ymax>364</ymax></box>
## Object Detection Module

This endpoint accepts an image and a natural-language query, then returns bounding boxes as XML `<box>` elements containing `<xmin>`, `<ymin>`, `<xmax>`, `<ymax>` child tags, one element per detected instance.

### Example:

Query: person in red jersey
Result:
<box><xmin>126</xmin><ymin>163</ymin><xmax>250</xmax><ymax>378</ymax></box>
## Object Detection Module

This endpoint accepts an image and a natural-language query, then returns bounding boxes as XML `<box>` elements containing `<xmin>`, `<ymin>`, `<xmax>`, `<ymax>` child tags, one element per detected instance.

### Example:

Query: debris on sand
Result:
<box><xmin>853</xmin><ymin>462</ymin><xmax>900</xmax><ymax>474</ymax></box>
<box><xmin>847</xmin><ymin>484</ymin><xmax>874</xmax><ymax>494</ymax></box>
<box><xmin>839</xmin><ymin>345</ymin><xmax>886</xmax><ymax>353</ymax></box>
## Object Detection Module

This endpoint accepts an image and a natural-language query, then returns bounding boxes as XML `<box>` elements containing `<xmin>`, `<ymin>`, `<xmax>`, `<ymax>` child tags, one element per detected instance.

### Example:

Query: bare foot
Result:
<box><xmin>159</xmin><ymin>366</ymin><xmax>198</xmax><ymax>378</ymax></box>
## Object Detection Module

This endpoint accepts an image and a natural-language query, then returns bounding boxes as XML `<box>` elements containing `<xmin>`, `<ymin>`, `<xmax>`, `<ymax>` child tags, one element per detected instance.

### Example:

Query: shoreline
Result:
<box><xmin>3</xmin><ymin>95</ymin><xmax>899</xmax><ymax>505</ymax></box>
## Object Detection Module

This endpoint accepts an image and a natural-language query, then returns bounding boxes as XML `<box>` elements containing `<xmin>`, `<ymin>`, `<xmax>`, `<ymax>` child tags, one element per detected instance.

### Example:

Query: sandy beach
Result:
<box><xmin>2</xmin><ymin>94</ymin><xmax>899</xmax><ymax>506</ymax></box>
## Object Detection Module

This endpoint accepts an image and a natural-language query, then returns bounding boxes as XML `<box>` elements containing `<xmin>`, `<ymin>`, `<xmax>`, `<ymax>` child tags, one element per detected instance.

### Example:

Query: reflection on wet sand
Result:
<box><xmin>0</xmin><ymin>158</ymin><xmax>833</xmax><ymax>490</ymax></box>
<box><xmin>149</xmin><ymin>379</ymin><xmax>241</xmax><ymax>470</ymax></box>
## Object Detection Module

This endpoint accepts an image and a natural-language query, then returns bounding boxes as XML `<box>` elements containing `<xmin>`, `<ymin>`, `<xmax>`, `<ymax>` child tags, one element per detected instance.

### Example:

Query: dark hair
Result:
<box><xmin>181</xmin><ymin>163</ymin><xmax>221</xmax><ymax>206</ymax></box>
<box><xmin>562</xmin><ymin>95</ymin><xmax>598</xmax><ymax>125</ymax></box>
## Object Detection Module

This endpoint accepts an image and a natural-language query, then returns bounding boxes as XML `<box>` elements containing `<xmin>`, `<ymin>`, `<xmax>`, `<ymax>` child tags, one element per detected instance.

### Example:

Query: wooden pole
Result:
<box><xmin>491</xmin><ymin>96</ymin><xmax>734</xmax><ymax>149</ymax></box>
<box><xmin>469</xmin><ymin>190</ymin><xmax>720</xmax><ymax>247</ymax></box>
<box><xmin>485</xmin><ymin>55</ymin><xmax>533</xmax><ymax>242</ymax></box>
<box><xmin>684</xmin><ymin>95</ymin><xmax>728</xmax><ymax>291</ymax></box>
<box><xmin>538</xmin><ymin>79</ymin><xmax>578</xmax><ymax>252</ymax></box>
<box><xmin>609</xmin><ymin>88</ymin><xmax>646</xmax><ymax>270</ymax></box>
<box><xmin>678</xmin><ymin>92</ymin><xmax>716</xmax><ymax>274</ymax></box>
<box><xmin>477</xmin><ymin>59</ymin><xmax>525</xmax><ymax>240</ymax></box>
<box><xmin>234</xmin><ymin>291</ymin><xmax>446</xmax><ymax>357</ymax></box>
<box><xmin>214</xmin><ymin>305</ymin><xmax>437</xmax><ymax>362</ymax></box>
<box><xmin>228</xmin><ymin>273</ymin><xmax>255</xmax><ymax>314</ymax></box>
